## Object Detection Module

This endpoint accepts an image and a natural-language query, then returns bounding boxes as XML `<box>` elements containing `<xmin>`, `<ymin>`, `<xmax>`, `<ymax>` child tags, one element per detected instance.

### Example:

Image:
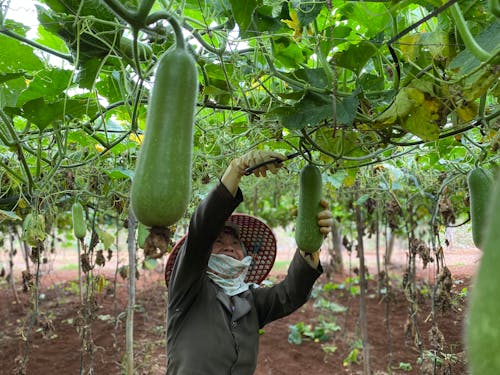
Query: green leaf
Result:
<box><xmin>288</xmin><ymin>322</ymin><xmax>305</xmax><ymax>345</ymax></box>
<box><xmin>143</xmin><ymin>258</ymin><xmax>158</xmax><ymax>270</ymax></box>
<box><xmin>338</xmin><ymin>2</ymin><xmax>391</xmax><ymax>38</ymax></box>
<box><xmin>95</xmin><ymin>71</ymin><xmax>124</xmax><ymax>104</ymax></box>
<box><xmin>291</xmin><ymin>68</ymin><xmax>331</xmax><ymax>90</ymax></box>
<box><xmin>250</xmin><ymin>4</ymin><xmax>288</xmax><ymax>35</ymax></box>
<box><xmin>22</xmin><ymin>97</ymin><xmax>101</xmax><ymax>130</ymax></box>
<box><xmin>17</xmin><ymin>68</ymin><xmax>73</xmax><ymax>107</ymax></box>
<box><xmin>76</xmin><ymin>58</ymin><xmax>102</xmax><ymax>90</ymax></box>
<box><xmin>319</xmin><ymin>25</ymin><xmax>352</xmax><ymax>58</ymax></box>
<box><xmin>97</xmin><ymin>229</ymin><xmax>115</xmax><ymax>250</ymax></box>
<box><xmin>36</xmin><ymin>25</ymin><xmax>69</xmax><ymax>54</ymax></box>
<box><xmin>229</xmin><ymin>0</ymin><xmax>258</xmax><ymax>34</ymax></box>
<box><xmin>292</xmin><ymin>0</ymin><xmax>324</xmax><ymax>27</ymax></box>
<box><xmin>449</xmin><ymin>21</ymin><xmax>500</xmax><ymax>75</ymax></box>
<box><xmin>271</xmin><ymin>37</ymin><xmax>309</xmax><ymax>68</ymax></box>
<box><xmin>1</xmin><ymin>77</ymin><xmax>27</xmax><ymax>109</ymax></box>
<box><xmin>0</xmin><ymin>34</ymin><xmax>44</xmax><ymax>73</ymax></box>
<box><xmin>0</xmin><ymin>72</ymin><xmax>25</xmax><ymax>84</ymax></box>
<box><xmin>273</xmin><ymin>91</ymin><xmax>358</xmax><ymax>129</ymax></box>
<box><xmin>105</xmin><ymin>167</ymin><xmax>134</xmax><ymax>180</ymax></box>
<box><xmin>359</xmin><ymin>74</ymin><xmax>385</xmax><ymax>92</ymax></box>
<box><xmin>334</xmin><ymin>41</ymin><xmax>378</xmax><ymax>74</ymax></box>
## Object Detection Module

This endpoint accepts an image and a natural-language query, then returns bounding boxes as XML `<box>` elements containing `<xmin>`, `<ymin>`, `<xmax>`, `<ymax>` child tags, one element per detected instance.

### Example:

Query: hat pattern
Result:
<box><xmin>165</xmin><ymin>214</ymin><xmax>277</xmax><ymax>287</ymax></box>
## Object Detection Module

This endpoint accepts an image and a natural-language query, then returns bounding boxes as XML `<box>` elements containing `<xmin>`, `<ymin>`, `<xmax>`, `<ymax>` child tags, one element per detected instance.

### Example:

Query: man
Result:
<box><xmin>165</xmin><ymin>150</ymin><xmax>333</xmax><ymax>374</ymax></box>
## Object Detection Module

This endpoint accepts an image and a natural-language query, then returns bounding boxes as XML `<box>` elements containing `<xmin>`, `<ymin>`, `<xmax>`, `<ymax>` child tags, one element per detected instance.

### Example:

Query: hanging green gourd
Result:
<box><xmin>466</xmin><ymin>171</ymin><xmax>500</xmax><ymax>374</ymax></box>
<box><xmin>295</xmin><ymin>164</ymin><xmax>324</xmax><ymax>253</ymax></box>
<box><xmin>71</xmin><ymin>201</ymin><xmax>86</xmax><ymax>240</ymax></box>
<box><xmin>130</xmin><ymin>15</ymin><xmax>198</xmax><ymax>257</ymax></box>
<box><xmin>467</xmin><ymin>167</ymin><xmax>493</xmax><ymax>249</ymax></box>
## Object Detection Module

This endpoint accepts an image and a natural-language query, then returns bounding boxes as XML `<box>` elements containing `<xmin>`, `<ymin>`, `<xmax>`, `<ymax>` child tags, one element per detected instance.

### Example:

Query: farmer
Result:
<box><xmin>164</xmin><ymin>150</ymin><xmax>333</xmax><ymax>375</ymax></box>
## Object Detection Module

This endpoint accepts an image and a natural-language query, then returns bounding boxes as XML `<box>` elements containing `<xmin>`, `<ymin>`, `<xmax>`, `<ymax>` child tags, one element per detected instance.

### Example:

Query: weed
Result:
<box><xmin>398</xmin><ymin>362</ymin><xmax>413</xmax><ymax>371</ymax></box>
<box><xmin>343</xmin><ymin>340</ymin><xmax>363</xmax><ymax>367</ymax></box>
<box><xmin>288</xmin><ymin>317</ymin><xmax>341</xmax><ymax>345</ymax></box>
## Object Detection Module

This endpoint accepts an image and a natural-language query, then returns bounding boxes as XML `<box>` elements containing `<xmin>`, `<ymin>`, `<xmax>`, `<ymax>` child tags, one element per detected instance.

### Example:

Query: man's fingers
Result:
<box><xmin>318</xmin><ymin>209</ymin><xmax>332</xmax><ymax>220</ymax></box>
<box><xmin>320</xmin><ymin>226</ymin><xmax>331</xmax><ymax>235</ymax></box>
<box><xmin>318</xmin><ymin>207</ymin><xmax>333</xmax><ymax>236</ymax></box>
<box><xmin>319</xmin><ymin>199</ymin><xmax>329</xmax><ymax>209</ymax></box>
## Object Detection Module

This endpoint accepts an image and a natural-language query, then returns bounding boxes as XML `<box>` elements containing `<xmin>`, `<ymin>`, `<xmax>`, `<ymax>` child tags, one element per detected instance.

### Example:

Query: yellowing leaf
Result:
<box><xmin>96</xmin><ymin>275</ymin><xmax>106</xmax><ymax>293</ymax></box>
<box><xmin>18</xmin><ymin>198</ymin><xmax>28</xmax><ymax>209</ymax></box>
<box><xmin>398</xmin><ymin>34</ymin><xmax>422</xmax><ymax>62</ymax></box>
<box><xmin>401</xmin><ymin>102</ymin><xmax>440</xmax><ymax>141</ymax></box>
<box><xmin>416</xmin><ymin>205</ymin><xmax>430</xmax><ymax>219</ymax></box>
<box><xmin>376</xmin><ymin>87</ymin><xmax>424</xmax><ymax>125</ymax></box>
<box><xmin>95</xmin><ymin>144</ymin><xmax>105</xmax><ymax>153</ymax></box>
<box><xmin>97</xmin><ymin>229</ymin><xmax>115</xmax><ymax>250</ymax></box>
<box><xmin>456</xmin><ymin>102</ymin><xmax>478</xmax><ymax>122</ymax></box>
<box><xmin>344</xmin><ymin>174</ymin><xmax>357</xmax><ymax>187</ymax></box>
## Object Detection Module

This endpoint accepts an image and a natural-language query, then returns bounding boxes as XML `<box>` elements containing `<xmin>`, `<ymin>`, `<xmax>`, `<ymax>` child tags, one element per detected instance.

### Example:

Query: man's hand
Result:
<box><xmin>233</xmin><ymin>150</ymin><xmax>286</xmax><ymax>177</ymax></box>
<box><xmin>222</xmin><ymin>150</ymin><xmax>286</xmax><ymax>195</ymax></box>
<box><xmin>318</xmin><ymin>199</ymin><xmax>333</xmax><ymax>236</ymax></box>
<box><xmin>300</xmin><ymin>199</ymin><xmax>333</xmax><ymax>268</ymax></box>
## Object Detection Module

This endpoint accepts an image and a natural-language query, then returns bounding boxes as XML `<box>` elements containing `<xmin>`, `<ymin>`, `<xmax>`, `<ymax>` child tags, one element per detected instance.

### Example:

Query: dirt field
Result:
<box><xmin>0</xmin><ymin>235</ymin><xmax>480</xmax><ymax>375</ymax></box>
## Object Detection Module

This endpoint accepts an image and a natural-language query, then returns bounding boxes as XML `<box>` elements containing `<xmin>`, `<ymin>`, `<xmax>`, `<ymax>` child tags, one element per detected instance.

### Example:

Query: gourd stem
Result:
<box><xmin>146</xmin><ymin>11</ymin><xmax>185</xmax><ymax>50</ymax></box>
<box><xmin>449</xmin><ymin>3</ymin><xmax>492</xmax><ymax>62</ymax></box>
<box><xmin>137</xmin><ymin>0</ymin><xmax>156</xmax><ymax>21</ymax></box>
<box><xmin>101</xmin><ymin>0</ymin><xmax>138</xmax><ymax>27</ymax></box>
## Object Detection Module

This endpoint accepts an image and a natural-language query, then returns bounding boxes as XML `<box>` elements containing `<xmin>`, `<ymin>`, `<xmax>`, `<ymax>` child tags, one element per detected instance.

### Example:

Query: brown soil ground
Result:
<box><xmin>0</xmin><ymin>244</ymin><xmax>479</xmax><ymax>375</ymax></box>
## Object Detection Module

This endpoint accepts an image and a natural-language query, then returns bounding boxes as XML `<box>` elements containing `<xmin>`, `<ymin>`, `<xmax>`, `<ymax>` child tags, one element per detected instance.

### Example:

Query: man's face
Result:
<box><xmin>212</xmin><ymin>232</ymin><xmax>244</xmax><ymax>260</ymax></box>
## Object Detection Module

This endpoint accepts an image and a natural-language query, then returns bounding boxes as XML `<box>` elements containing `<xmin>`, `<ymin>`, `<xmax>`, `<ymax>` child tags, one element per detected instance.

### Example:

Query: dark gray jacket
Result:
<box><xmin>166</xmin><ymin>182</ymin><xmax>322</xmax><ymax>375</ymax></box>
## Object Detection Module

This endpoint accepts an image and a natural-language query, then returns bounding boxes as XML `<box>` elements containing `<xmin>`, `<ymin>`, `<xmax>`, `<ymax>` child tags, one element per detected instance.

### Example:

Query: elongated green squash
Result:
<box><xmin>295</xmin><ymin>164</ymin><xmax>323</xmax><ymax>253</ymax></box>
<box><xmin>466</xmin><ymin>171</ymin><xmax>500</xmax><ymax>374</ymax></box>
<box><xmin>71</xmin><ymin>201</ymin><xmax>86</xmax><ymax>240</ymax></box>
<box><xmin>467</xmin><ymin>167</ymin><xmax>493</xmax><ymax>249</ymax></box>
<box><xmin>130</xmin><ymin>35</ymin><xmax>198</xmax><ymax>228</ymax></box>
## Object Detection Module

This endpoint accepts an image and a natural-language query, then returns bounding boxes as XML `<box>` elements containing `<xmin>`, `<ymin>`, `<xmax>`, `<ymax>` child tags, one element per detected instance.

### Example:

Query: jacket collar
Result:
<box><xmin>215</xmin><ymin>288</ymin><xmax>251</xmax><ymax>321</ymax></box>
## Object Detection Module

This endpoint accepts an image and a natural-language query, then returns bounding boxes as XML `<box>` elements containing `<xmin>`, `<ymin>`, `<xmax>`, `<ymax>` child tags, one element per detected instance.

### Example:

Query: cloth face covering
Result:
<box><xmin>207</xmin><ymin>254</ymin><xmax>252</xmax><ymax>296</ymax></box>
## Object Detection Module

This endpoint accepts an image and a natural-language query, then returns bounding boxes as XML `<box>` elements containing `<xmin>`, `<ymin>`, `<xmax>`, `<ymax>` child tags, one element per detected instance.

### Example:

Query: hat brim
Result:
<box><xmin>165</xmin><ymin>213</ymin><xmax>277</xmax><ymax>288</ymax></box>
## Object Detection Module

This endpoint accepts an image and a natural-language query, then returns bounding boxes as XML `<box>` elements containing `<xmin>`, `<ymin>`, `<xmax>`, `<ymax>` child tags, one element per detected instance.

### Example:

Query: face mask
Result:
<box><xmin>207</xmin><ymin>254</ymin><xmax>252</xmax><ymax>296</ymax></box>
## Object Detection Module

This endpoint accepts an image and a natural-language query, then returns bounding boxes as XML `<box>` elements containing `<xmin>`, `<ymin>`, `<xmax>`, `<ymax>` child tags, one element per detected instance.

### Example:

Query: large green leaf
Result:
<box><xmin>334</xmin><ymin>40</ymin><xmax>378</xmax><ymax>74</ymax></box>
<box><xmin>292</xmin><ymin>0</ymin><xmax>325</xmax><ymax>27</ymax></box>
<box><xmin>16</xmin><ymin>68</ymin><xmax>73</xmax><ymax>107</ymax></box>
<box><xmin>95</xmin><ymin>71</ymin><xmax>124</xmax><ymax>104</ymax></box>
<box><xmin>250</xmin><ymin>4</ymin><xmax>289</xmax><ymax>35</ymax></box>
<box><xmin>319</xmin><ymin>25</ymin><xmax>352</xmax><ymax>58</ymax></box>
<box><xmin>0</xmin><ymin>73</ymin><xmax>25</xmax><ymax>84</ymax></box>
<box><xmin>22</xmin><ymin>97</ymin><xmax>101</xmax><ymax>130</ymax></box>
<box><xmin>229</xmin><ymin>0</ymin><xmax>258</xmax><ymax>34</ymax></box>
<box><xmin>0</xmin><ymin>35</ymin><xmax>44</xmax><ymax>73</ymax></box>
<box><xmin>338</xmin><ymin>2</ymin><xmax>391</xmax><ymax>38</ymax></box>
<box><xmin>75</xmin><ymin>58</ymin><xmax>102</xmax><ymax>90</ymax></box>
<box><xmin>0</xmin><ymin>77</ymin><xmax>27</xmax><ymax>109</ymax></box>
<box><xmin>36</xmin><ymin>25</ymin><xmax>69</xmax><ymax>54</ymax></box>
<box><xmin>105</xmin><ymin>167</ymin><xmax>134</xmax><ymax>180</ymax></box>
<box><xmin>272</xmin><ymin>91</ymin><xmax>358</xmax><ymax>129</ymax></box>
<box><xmin>271</xmin><ymin>37</ymin><xmax>310</xmax><ymax>69</ymax></box>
